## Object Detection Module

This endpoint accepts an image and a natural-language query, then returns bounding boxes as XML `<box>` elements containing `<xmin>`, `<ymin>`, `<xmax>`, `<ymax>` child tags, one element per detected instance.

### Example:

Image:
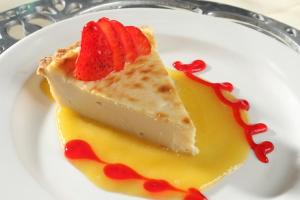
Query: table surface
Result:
<box><xmin>1</xmin><ymin>0</ymin><xmax>300</xmax><ymax>29</ymax></box>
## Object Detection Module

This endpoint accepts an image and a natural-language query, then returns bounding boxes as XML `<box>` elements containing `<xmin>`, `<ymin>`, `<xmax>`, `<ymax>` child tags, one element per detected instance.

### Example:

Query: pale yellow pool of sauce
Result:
<box><xmin>53</xmin><ymin>71</ymin><xmax>249</xmax><ymax>199</ymax></box>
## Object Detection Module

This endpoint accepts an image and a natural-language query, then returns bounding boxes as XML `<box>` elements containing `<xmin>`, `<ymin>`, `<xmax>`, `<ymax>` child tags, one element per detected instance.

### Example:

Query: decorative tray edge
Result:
<box><xmin>0</xmin><ymin>0</ymin><xmax>299</xmax><ymax>55</ymax></box>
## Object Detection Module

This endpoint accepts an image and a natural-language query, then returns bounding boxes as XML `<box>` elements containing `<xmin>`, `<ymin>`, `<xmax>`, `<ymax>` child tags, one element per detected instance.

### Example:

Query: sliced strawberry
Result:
<box><xmin>75</xmin><ymin>21</ymin><xmax>113</xmax><ymax>81</ymax></box>
<box><xmin>97</xmin><ymin>18</ymin><xmax>125</xmax><ymax>71</ymax></box>
<box><xmin>110</xmin><ymin>20</ymin><xmax>138</xmax><ymax>63</ymax></box>
<box><xmin>125</xmin><ymin>26</ymin><xmax>151</xmax><ymax>56</ymax></box>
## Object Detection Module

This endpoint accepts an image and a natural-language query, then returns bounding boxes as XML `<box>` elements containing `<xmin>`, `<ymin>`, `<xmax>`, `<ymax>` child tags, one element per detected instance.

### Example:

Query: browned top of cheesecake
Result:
<box><xmin>38</xmin><ymin>28</ymin><xmax>194</xmax><ymax>127</ymax></box>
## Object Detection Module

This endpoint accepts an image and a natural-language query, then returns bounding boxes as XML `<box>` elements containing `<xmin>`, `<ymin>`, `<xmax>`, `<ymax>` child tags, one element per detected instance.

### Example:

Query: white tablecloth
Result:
<box><xmin>1</xmin><ymin>0</ymin><xmax>300</xmax><ymax>29</ymax></box>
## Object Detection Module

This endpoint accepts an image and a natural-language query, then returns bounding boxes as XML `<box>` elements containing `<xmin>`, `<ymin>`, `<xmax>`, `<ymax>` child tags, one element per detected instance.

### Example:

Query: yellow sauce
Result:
<box><xmin>40</xmin><ymin>78</ymin><xmax>54</xmax><ymax>101</ymax></box>
<box><xmin>51</xmin><ymin>71</ymin><xmax>249</xmax><ymax>199</ymax></box>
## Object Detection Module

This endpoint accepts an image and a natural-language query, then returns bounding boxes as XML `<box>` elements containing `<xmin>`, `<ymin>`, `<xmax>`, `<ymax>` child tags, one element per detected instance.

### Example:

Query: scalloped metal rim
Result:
<box><xmin>0</xmin><ymin>0</ymin><xmax>300</xmax><ymax>55</ymax></box>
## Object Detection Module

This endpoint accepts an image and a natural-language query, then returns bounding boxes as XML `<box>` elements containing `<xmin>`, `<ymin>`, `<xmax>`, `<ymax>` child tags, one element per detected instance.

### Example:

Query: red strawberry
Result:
<box><xmin>75</xmin><ymin>21</ymin><xmax>113</xmax><ymax>81</ymax></box>
<box><xmin>97</xmin><ymin>18</ymin><xmax>125</xmax><ymax>71</ymax></box>
<box><xmin>110</xmin><ymin>20</ymin><xmax>138</xmax><ymax>63</ymax></box>
<box><xmin>126</xmin><ymin>26</ymin><xmax>151</xmax><ymax>56</ymax></box>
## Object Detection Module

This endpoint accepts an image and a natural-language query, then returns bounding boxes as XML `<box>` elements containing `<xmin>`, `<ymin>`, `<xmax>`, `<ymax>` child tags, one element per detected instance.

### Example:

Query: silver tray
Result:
<box><xmin>0</xmin><ymin>0</ymin><xmax>300</xmax><ymax>55</ymax></box>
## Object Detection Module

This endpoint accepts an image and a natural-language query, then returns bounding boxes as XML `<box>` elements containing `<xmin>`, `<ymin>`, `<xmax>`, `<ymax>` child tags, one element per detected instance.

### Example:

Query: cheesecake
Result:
<box><xmin>37</xmin><ymin>18</ymin><xmax>198</xmax><ymax>154</ymax></box>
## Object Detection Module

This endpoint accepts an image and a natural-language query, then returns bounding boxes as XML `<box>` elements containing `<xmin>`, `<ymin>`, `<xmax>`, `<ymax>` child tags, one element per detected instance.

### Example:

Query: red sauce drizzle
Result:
<box><xmin>173</xmin><ymin>59</ymin><xmax>274</xmax><ymax>163</ymax></box>
<box><xmin>64</xmin><ymin>140</ymin><xmax>102</xmax><ymax>163</ymax></box>
<box><xmin>173</xmin><ymin>60</ymin><xmax>206</xmax><ymax>73</ymax></box>
<box><xmin>65</xmin><ymin>140</ymin><xmax>207</xmax><ymax>200</ymax></box>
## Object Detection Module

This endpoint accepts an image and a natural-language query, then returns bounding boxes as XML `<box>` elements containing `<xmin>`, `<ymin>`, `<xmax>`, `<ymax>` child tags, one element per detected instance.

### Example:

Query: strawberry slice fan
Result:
<box><xmin>75</xmin><ymin>17</ymin><xmax>151</xmax><ymax>81</ymax></box>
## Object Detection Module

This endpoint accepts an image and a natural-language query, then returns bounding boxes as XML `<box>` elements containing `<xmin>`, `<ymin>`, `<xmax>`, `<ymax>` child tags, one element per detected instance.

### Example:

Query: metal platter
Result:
<box><xmin>0</xmin><ymin>0</ymin><xmax>300</xmax><ymax>55</ymax></box>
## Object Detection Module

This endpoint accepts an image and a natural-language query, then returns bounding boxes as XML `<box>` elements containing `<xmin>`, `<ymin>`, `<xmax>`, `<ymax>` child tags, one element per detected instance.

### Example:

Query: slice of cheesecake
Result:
<box><xmin>37</xmin><ymin>18</ymin><xmax>198</xmax><ymax>155</ymax></box>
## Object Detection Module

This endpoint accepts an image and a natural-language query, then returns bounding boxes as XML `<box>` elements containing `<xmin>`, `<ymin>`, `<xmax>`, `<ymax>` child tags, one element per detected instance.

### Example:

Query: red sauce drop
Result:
<box><xmin>218</xmin><ymin>82</ymin><xmax>233</xmax><ymax>91</ymax></box>
<box><xmin>176</xmin><ymin>60</ymin><xmax>274</xmax><ymax>163</ymax></box>
<box><xmin>184</xmin><ymin>188</ymin><xmax>208</xmax><ymax>200</ymax></box>
<box><xmin>65</xmin><ymin>140</ymin><xmax>103</xmax><ymax>163</ymax></box>
<box><xmin>144</xmin><ymin>179</ymin><xmax>181</xmax><ymax>193</ymax></box>
<box><xmin>104</xmin><ymin>163</ymin><xmax>144</xmax><ymax>180</ymax></box>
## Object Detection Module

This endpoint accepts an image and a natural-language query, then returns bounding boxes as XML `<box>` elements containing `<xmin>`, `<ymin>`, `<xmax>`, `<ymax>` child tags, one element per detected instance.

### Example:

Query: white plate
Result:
<box><xmin>0</xmin><ymin>8</ymin><xmax>300</xmax><ymax>200</ymax></box>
